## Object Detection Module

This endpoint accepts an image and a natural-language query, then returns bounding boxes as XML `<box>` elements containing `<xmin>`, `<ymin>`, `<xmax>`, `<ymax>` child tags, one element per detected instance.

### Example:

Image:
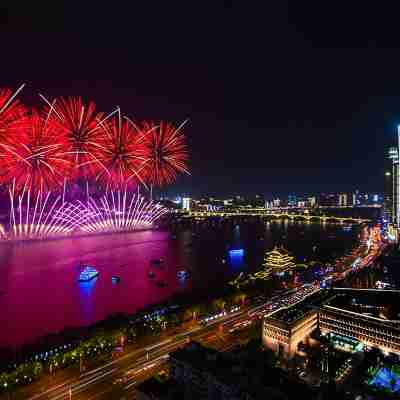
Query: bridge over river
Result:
<box><xmin>185</xmin><ymin>210</ymin><xmax>369</xmax><ymax>224</ymax></box>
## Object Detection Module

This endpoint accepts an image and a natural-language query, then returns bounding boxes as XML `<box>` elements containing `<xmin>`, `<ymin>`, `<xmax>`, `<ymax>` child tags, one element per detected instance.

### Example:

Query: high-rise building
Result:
<box><xmin>387</xmin><ymin>141</ymin><xmax>399</xmax><ymax>225</ymax></box>
<box><xmin>182</xmin><ymin>197</ymin><xmax>192</xmax><ymax>211</ymax></box>
<box><xmin>338</xmin><ymin>193</ymin><xmax>347</xmax><ymax>207</ymax></box>
<box><xmin>287</xmin><ymin>194</ymin><xmax>297</xmax><ymax>207</ymax></box>
<box><xmin>318</xmin><ymin>193</ymin><xmax>339</xmax><ymax>208</ymax></box>
<box><xmin>307</xmin><ymin>196</ymin><xmax>316</xmax><ymax>208</ymax></box>
<box><xmin>384</xmin><ymin>170</ymin><xmax>393</xmax><ymax>222</ymax></box>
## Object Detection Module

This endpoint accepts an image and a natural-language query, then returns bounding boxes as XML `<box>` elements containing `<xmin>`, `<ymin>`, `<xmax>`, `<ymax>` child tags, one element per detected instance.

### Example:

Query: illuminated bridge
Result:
<box><xmin>186</xmin><ymin>210</ymin><xmax>369</xmax><ymax>224</ymax></box>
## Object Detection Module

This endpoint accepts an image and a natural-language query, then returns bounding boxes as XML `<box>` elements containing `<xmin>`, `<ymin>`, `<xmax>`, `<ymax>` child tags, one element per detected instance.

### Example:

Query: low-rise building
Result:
<box><xmin>263</xmin><ymin>289</ymin><xmax>400</xmax><ymax>359</ymax></box>
<box><xmin>168</xmin><ymin>341</ymin><xmax>301</xmax><ymax>399</ymax></box>
<box><xmin>263</xmin><ymin>306</ymin><xmax>318</xmax><ymax>358</ymax></box>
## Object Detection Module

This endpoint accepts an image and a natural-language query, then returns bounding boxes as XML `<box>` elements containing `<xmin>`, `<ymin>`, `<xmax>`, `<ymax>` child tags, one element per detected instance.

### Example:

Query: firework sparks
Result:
<box><xmin>89</xmin><ymin>109</ymin><xmax>148</xmax><ymax>188</ymax></box>
<box><xmin>0</xmin><ymin>109</ymin><xmax>73</xmax><ymax>193</ymax></box>
<box><xmin>39</xmin><ymin>95</ymin><xmax>117</xmax><ymax>177</ymax></box>
<box><xmin>7</xmin><ymin>185</ymin><xmax>84</xmax><ymax>240</ymax></box>
<box><xmin>78</xmin><ymin>189</ymin><xmax>167</xmax><ymax>234</ymax></box>
<box><xmin>141</xmin><ymin>120</ymin><xmax>189</xmax><ymax>186</ymax></box>
<box><xmin>0</xmin><ymin>84</ymin><xmax>27</xmax><ymax>133</ymax></box>
<box><xmin>1</xmin><ymin>186</ymin><xmax>166</xmax><ymax>241</ymax></box>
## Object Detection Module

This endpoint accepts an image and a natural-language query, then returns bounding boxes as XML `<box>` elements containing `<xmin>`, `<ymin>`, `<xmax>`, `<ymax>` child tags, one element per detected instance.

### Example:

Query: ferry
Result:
<box><xmin>78</xmin><ymin>266</ymin><xmax>99</xmax><ymax>282</ymax></box>
<box><xmin>177</xmin><ymin>270</ymin><xmax>190</xmax><ymax>280</ymax></box>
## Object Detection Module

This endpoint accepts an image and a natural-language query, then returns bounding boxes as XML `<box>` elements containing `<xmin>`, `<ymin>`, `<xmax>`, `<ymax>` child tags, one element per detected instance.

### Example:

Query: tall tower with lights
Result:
<box><xmin>386</xmin><ymin>126</ymin><xmax>400</xmax><ymax>226</ymax></box>
<box><xmin>397</xmin><ymin>125</ymin><xmax>400</xmax><ymax>226</ymax></box>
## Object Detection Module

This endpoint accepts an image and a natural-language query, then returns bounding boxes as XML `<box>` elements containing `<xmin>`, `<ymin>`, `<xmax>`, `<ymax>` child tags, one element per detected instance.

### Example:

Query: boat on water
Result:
<box><xmin>150</xmin><ymin>258</ymin><xmax>164</xmax><ymax>265</ymax></box>
<box><xmin>148</xmin><ymin>271</ymin><xmax>156</xmax><ymax>278</ymax></box>
<box><xmin>177</xmin><ymin>270</ymin><xmax>190</xmax><ymax>280</ymax></box>
<box><xmin>78</xmin><ymin>266</ymin><xmax>99</xmax><ymax>282</ymax></box>
<box><xmin>383</xmin><ymin>265</ymin><xmax>388</xmax><ymax>273</ymax></box>
<box><xmin>112</xmin><ymin>276</ymin><xmax>121</xmax><ymax>283</ymax></box>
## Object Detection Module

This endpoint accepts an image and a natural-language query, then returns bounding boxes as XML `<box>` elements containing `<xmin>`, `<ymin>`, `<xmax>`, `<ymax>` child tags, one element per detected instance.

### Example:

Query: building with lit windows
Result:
<box><xmin>387</xmin><ymin>144</ymin><xmax>399</xmax><ymax>225</ymax></box>
<box><xmin>263</xmin><ymin>289</ymin><xmax>400</xmax><ymax>359</ymax></box>
<box><xmin>338</xmin><ymin>193</ymin><xmax>347</xmax><ymax>207</ymax></box>
<box><xmin>385</xmin><ymin>126</ymin><xmax>400</xmax><ymax>226</ymax></box>
<box><xmin>182</xmin><ymin>197</ymin><xmax>192</xmax><ymax>212</ymax></box>
<box><xmin>318</xmin><ymin>289</ymin><xmax>400</xmax><ymax>355</ymax></box>
<box><xmin>307</xmin><ymin>196</ymin><xmax>316</xmax><ymax>208</ymax></box>
<box><xmin>318</xmin><ymin>193</ymin><xmax>340</xmax><ymax>208</ymax></box>
<box><xmin>384</xmin><ymin>170</ymin><xmax>393</xmax><ymax>222</ymax></box>
<box><xmin>263</xmin><ymin>307</ymin><xmax>319</xmax><ymax>358</ymax></box>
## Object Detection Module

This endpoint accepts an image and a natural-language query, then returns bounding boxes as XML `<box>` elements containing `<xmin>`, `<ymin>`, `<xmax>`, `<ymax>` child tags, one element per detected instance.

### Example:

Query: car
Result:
<box><xmin>113</xmin><ymin>376</ymin><xmax>128</xmax><ymax>385</ymax></box>
<box><xmin>299</xmin><ymin>371</ymin><xmax>307</xmax><ymax>378</ymax></box>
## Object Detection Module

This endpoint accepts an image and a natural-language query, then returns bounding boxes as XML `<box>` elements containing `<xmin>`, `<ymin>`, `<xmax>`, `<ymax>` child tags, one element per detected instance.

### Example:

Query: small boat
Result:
<box><xmin>112</xmin><ymin>276</ymin><xmax>121</xmax><ymax>283</ymax></box>
<box><xmin>156</xmin><ymin>280</ymin><xmax>167</xmax><ymax>288</ymax></box>
<box><xmin>177</xmin><ymin>270</ymin><xmax>190</xmax><ymax>280</ymax></box>
<box><xmin>150</xmin><ymin>258</ymin><xmax>164</xmax><ymax>265</ymax></box>
<box><xmin>148</xmin><ymin>271</ymin><xmax>155</xmax><ymax>278</ymax></box>
<box><xmin>78</xmin><ymin>266</ymin><xmax>99</xmax><ymax>282</ymax></box>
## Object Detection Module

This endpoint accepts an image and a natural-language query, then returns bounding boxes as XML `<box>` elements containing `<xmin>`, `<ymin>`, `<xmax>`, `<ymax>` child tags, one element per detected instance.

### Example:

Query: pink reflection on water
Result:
<box><xmin>0</xmin><ymin>230</ymin><xmax>189</xmax><ymax>347</ymax></box>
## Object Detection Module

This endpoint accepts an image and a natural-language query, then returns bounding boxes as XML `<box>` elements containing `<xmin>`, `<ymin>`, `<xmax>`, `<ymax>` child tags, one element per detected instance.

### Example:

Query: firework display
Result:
<box><xmin>141</xmin><ymin>120</ymin><xmax>189</xmax><ymax>186</ymax></box>
<box><xmin>0</xmin><ymin>84</ymin><xmax>189</xmax><ymax>241</ymax></box>
<box><xmin>78</xmin><ymin>189</ymin><xmax>168</xmax><ymax>234</ymax></box>
<box><xmin>8</xmin><ymin>184</ymin><xmax>83</xmax><ymax>240</ymax></box>
<box><xmin>0</xmin><ymin>84</ymin><xmax>27</xmax><ymax>141</ymax></box>
<box><xmin>40</xmin><ymin>95</ymin><xmax>107</xmax><ymax>177</ymax></box>
<box><xmin>93</xmin><ymin>110</ymin><xmax>148</xmax><ymax>188</ymax></box>
<box><xmin>4</xmin><ymin>186</ymin><xmax>166</xmax><ymax>240</ymax></box>
<box><xmin>0</xmin><ymin>109</ymin><xmax>72</xmax><ymax>193</ymax></box>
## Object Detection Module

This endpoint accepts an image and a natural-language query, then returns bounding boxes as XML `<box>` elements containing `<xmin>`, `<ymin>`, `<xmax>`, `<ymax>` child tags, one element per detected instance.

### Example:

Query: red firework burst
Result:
<box><xmin>141</xmin><ymin>120</ymin><xmax>189</xmax><ymax>186</ymax></box>
<box><xmin>91</xmin><ymin>111</ymin><xmax>147</xmax><ymax>188</ymax></box>
<box><xmin>0</xmin><ymin>109</ymin><xmax>73</xmax><ymax>193</ymax></box>
<box><xmin>0</xmin><ymin>85</ymin><xmax>28</xmax><ymax>140</ymax></box>
<box><xmin>41</xmin><ymin>96</ymin><xmax>105</xmax><ymax>177</ymax></box>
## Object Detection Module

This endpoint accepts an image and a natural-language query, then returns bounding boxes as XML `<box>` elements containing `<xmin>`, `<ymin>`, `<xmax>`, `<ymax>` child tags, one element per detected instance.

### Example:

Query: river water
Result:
<box><xmin>0</xmin><ymin>220</ymin><xmax>359</xmax><ymax>347</ymax></box>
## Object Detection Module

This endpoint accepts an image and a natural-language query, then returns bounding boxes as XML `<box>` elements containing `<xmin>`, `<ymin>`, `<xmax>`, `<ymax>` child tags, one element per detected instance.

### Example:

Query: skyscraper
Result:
<box><xmin>338</xmin><ymin>193</ymin><xmax>347</xmax><ymax>207</ymax></box>
<box><xmin>384</xmin><ymin>169</ymin><xmax>393</xmax><ymax>222</ymax></box>
<box><xmin>387</xmin><ymin>137</ymin><xmax>399</xmax><ymax>225</ymax></box>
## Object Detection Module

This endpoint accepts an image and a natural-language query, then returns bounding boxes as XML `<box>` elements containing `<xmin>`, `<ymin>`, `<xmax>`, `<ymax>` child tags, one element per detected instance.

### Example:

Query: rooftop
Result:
<box><xmin>135</xmin><ymin>377</ymin><xmax>183</xmax><ymax>399</ymax></box>
<box><xmin>266</xmin><ymin>288</ymin><xmax>400</xmax><ymax>328</ymax></box>
<box><xmin>324</xmin><ymin>288</ymin><xmax>400</xmax><ymax>325</ymax></box>
<box><xmin>170</xmin><ymin>342</ymin><xmax>309</xmax><ymax>399</ymax></box>
<box><xmin>266</xmin><ymin>289</ymin><xmax>334</xmax><ymax>326</ymax></box>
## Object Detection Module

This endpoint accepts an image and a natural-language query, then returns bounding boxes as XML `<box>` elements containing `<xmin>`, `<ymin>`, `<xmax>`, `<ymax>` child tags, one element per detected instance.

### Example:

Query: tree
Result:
<box><xmin>184</xmin><ymin>305</ymin><xmax>201</xmax><ymax>321</ymax></box>
<box><xmin>212</xmin><ymin>298</ymin><xmax>226</xmax><ymax>312</ymax></box>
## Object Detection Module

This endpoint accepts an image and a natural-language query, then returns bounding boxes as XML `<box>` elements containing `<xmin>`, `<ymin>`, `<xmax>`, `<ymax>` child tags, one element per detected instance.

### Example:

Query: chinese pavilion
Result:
<box><xmin>263</xmin><ymin>246</ymin><xmax>296</xmax><ymax>274</ymax></box>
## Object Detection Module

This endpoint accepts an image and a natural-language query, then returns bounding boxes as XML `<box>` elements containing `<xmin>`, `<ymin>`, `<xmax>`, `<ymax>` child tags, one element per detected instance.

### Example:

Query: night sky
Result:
<box><xmin>1</xmin><ymin>2</ymin><xmax>400</xmax><ymax>197</ymax></box>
